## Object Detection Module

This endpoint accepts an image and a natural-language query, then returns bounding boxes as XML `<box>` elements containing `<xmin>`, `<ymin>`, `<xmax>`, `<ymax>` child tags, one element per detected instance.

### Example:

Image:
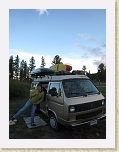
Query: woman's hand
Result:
<box><xmin>35</xmin><ymin>92</ymin><xmax>38</xmax><ymax>95</ymax></box>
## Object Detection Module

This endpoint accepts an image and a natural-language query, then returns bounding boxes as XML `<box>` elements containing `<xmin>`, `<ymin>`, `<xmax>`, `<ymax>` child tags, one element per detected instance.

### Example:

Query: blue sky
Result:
<box><xmin>9</xmin><ymin>9</ymin><xmax>106</xmax><ymax>73</ymax></box>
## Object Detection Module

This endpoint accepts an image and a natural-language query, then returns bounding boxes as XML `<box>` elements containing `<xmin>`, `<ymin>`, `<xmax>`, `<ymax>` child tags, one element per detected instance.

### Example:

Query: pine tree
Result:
<box><xmin>20</xmin><ymin>60</ymin><xmax>24</xmax><ymax>81</ymax></box>
<box><xmin>82</xmin><ymin>65</ymin><xmax>87</xmax><ymax>75</ymax></box>
<box><xmin>20</xmin><ymin>60</ymin><xmax>29</xmax><ymax>81</ymax></box>
<box><xmin>29</xmin><ymin>56</ymin><xmax>36</xmax><ymax>73</ymax></box>
<box><xmin>40</xmin><ymin>56</ymin><xmax>46</xmax><ymax>67</ymax></box>
<box><xmin>52</xmin><ymin>55</ymin><xmax>62</xmax><ymax>65</ymax></box>
<box><xmin>9</xmin><ymin>55</ymin><xmax>14</xmax><ymax>79</ymax></box>
<box><xmin>98</xmin><ymin>63</ymin><xmax>106</xmax><ymax>82</ymax></box>
<box><xmin>23</xmin><ymin>61</ymin><xmax>27</xmax><ymax>81</ymax></box>
<box><xmin>14</xmin><ymin>55</ymin><xmax>20</xmax><ymax>79</ymax></box>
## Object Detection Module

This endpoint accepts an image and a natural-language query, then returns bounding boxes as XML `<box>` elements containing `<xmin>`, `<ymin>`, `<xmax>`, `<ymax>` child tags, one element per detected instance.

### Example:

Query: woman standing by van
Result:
<box><xmin>9</xmin><ymin>83</ymin><xmax>44</xmax><ymax>126</ymax></box>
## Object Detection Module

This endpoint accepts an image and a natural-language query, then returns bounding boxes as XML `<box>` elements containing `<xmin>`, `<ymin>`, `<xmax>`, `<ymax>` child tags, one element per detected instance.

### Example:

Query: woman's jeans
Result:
<box><xmin>13</xmin><ymin>100</ymin><xmax>36</xmax><ymax>124</ymax></box>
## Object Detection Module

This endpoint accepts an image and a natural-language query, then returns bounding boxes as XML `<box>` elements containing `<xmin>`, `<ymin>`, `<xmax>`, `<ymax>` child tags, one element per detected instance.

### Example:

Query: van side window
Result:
<box><xmin>31</xmin><ymin>83</ymin><xmax>38</xmax><ymax>89</ymax></box>
<box><xmin>48</xmin><ymin>83</ymin><xmax>60</xmax><ymax>96</ymax></box>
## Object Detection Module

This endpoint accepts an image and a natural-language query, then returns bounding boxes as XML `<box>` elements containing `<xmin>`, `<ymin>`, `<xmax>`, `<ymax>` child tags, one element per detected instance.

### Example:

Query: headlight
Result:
<box><xmin>70</xmin><ymin>106</ymin><xmax>75</xmax><ymax>113</ymax></box>
<box><xmin>102</xmin><ymin>100</ymin><xmax>105</xmax><ymax>105</ymax></box>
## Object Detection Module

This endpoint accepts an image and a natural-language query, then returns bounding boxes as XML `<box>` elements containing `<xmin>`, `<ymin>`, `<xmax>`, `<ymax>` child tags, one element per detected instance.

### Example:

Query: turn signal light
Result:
<box><xmin>65</xmin><ymin>116</ymin><xmax>70</xmax><ymax>121</ymax></box>
<box><xmin>102</xmin><ymin>107</ymin><xmax>106</xmax><ymax>113</ymax></box>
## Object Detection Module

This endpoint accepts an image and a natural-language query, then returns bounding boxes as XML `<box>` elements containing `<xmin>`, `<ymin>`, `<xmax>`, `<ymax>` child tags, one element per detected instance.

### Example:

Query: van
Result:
<box><xmin>30</xmin><ymin>74</ymin><xmax>106</xmax><ymax>131</ymax></box>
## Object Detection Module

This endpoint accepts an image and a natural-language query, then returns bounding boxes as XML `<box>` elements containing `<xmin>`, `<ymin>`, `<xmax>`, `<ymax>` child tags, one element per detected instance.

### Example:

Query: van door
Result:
<box><xmin>47</xmin><ymin>82</ymin><xmax>64</xmax><ymax>120</ymax></box>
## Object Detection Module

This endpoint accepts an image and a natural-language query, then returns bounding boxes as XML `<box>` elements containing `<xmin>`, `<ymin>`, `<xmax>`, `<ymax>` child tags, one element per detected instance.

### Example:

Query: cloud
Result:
<box><xmin>78</xmin><ymin>33</ymin><xmax>96</xmax><ymax>42</ymax></box>
<box><xmin>93</xmin><ymin>55</ymin><xmax>106</xmax><ymax>67</ymax></box>
<box><xmin>10</xmin><ymin>49</ymin><xmax>53</xmax><ymax>68</ymax></box>
<box><xmin>74</xmin><ymin>33</ymin><xmax>106</xmax><ymax>71</ymax></box>
<box><xmin>75</xmin><ymin>44</ymin><xmax>104</xmax><ymax>58</ymax></box>
<box><xmin>89</xmin><ymin>47</ymin><xmax>102</xmax><ymax>56</ymax></box>
<box><xmin>61</xmin><ymin>56</ymin><xmax>101</xmax><ymax>74</ymax></box>
<box><xmin>75</xmin><ymin>33</ymin><xmax>106</xmax><ymax>60</ymax></box>
<box><xmin>98</xmin><ymin>41</ymin><xmax>106</xmax><ymax>48</ymax></box>
<box><xmin>36</xmin><ymin>9</ymin><xmax>49</xmax><ymax>16</ymax></box>
<box><xmin>75</xmin><ymin>44</ymin><xmax>88</xmax><ymax>51</ymax></box>
<box><xmin>9</xmin><ymin>49</ymin><xmax>100</xmax><ymax>73</ymax></box>
<box><xmin>77</xmin><ymin>33</ymin><xmax>106</xmax><ymax>48</ymax></box>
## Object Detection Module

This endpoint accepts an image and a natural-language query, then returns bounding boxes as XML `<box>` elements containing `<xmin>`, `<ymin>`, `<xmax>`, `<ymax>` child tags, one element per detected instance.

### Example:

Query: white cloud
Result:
<box><xmin>10</xmin><ymin>49</ymin><xmax>53</xmax><ymax>68</ymax></box>
<box><xmin>62</xmin><ymin>57</ymin><xmax>100</xmax><ymax>74</ymax></box>
<box><xmin>75</xmin><ymin>44</ymin><xmax>88</xmax><ymax>51</ymax></box>
<box><xmin>93</xmin><ymin>55</ymin><xmax>106</xmax><ymax>67</ymax></box>
<box><xmin>75</xmin><ymin>44</ymin><xmax>105</xmax><ymax>58</ymax></box>
<box><xmin>9</xmin><ymin>49</ymin><xmax>102</xmax><ymax>74</ymax></box>
<box><xmin>77</xmin><ymin>33</ymin><xmax>106</xmax><ymax>49</ymax></box>
<box><xmin>36</xmin><ymin>9</ymin><xmax>49</xmax><ymax>16</ymax></box>
<box><xmin>75</xmin><ymin>33</ymin><xmax>106</xmax><ymax>65</ymax></box>
<box><xmin>97</xmin><ymin>41</ymin><xmax>106</xmax><ymax>48</ymax></box>
<box><xmin>78</xmin><ymin>33</ymin><xmax>96</xmax><ymax>42</ymax></box>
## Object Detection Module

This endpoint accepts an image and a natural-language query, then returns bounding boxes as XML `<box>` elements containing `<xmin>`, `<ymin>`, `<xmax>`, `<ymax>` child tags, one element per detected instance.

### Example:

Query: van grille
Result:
<box><xmin>76</xmin><ymin>109</ymin><xmax>102</xmax><ymax>120</ymax></box>
<box><xmin>75</xmin><ymin>100</ymin><xmax>103</xmax><ymax>112</ymax></box>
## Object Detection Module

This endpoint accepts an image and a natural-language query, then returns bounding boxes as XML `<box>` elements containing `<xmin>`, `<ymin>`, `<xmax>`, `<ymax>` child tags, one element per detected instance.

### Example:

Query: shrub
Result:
<box><xmin>9</xmin><ymin>80</ymin><xmax>30</xmax><ymax>99</ymax></box>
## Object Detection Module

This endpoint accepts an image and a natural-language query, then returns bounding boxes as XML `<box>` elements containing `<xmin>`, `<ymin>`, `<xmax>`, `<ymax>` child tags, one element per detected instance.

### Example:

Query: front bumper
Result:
<box><xmin>65</xmin><ymin>114</ymin><xmax>106</xmax><ymax>129</ymax></box>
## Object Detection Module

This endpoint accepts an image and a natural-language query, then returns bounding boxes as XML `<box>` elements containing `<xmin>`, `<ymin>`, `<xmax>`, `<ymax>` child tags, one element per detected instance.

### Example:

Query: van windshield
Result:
<box><xmin>62</xmin><ymin>79</ymin><xmax>100</xmax><ymax>98</ymax></box>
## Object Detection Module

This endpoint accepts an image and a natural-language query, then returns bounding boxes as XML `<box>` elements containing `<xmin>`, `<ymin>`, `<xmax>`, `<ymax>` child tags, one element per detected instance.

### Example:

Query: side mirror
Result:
<box><xmin>58</xmin><ymin>88</ymin><xmax>61</xmax><ymax>96</ymax></box>
<box><xmin>50</xmin><ymin>88</ymin><xmax>58</xmax><ymax>96</ymax></box>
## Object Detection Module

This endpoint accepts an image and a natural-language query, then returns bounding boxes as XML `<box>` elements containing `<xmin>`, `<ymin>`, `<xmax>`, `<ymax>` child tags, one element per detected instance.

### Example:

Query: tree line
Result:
<box><xmin>9</xmin><ymin>55</ymin><xmax>106</xmax><ymax>82</ymax></box>
<box><xmin>82</xmin><ymin>64</ymin><xmax>106</xmax><ymax>83</ymax></box>
<box><xmin>9</xmin><ymin>55</ymin><xmax>35</xmax><ymax>81</ymax></box>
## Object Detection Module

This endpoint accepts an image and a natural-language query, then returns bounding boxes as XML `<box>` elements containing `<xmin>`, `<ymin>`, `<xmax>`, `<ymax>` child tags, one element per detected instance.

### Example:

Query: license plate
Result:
<box><xmin>90</xmin><ymin>119</ymin><xmax>97</xmax><ymax>126</ymax></box>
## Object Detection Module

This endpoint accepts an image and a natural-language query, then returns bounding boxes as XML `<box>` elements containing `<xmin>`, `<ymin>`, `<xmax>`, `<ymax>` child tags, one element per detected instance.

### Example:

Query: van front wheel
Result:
<box><xmin>49</xmin><ymin>113</ymin><xmax>61</xmax><ymax>131</ymax></box>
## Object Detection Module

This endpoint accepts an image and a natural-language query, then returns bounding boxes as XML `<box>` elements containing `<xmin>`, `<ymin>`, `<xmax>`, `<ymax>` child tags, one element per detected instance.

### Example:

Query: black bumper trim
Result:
<box><xmin>65</xmin><ymin>114</ymin><xmax>106</xmax><ymax>129</ymax></box>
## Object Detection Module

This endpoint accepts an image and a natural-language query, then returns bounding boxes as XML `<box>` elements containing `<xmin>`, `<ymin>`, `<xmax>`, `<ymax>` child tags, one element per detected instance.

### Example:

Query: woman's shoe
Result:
<box><xmin>11</xmin><ymin>117</ymin><xmax>18</xmax><ymax>122</ymax></box>
<box><xmin>9</xmin><ymin>120</ymin><xmax>16</xmax><ymax>126</ymax></box>
<box><xmin>31</xmin><ymin>123</ymin><xmax>36</xmax><ymax>126</ymax></box>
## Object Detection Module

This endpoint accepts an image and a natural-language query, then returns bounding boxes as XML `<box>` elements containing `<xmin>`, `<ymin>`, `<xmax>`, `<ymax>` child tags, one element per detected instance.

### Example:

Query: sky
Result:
<box><xmin>9</xmin><ymin>9</ymin><xmax>106</xmax><ymax>74</ymax></box>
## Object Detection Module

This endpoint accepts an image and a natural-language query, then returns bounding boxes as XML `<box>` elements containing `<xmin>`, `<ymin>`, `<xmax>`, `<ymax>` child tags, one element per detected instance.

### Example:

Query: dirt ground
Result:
<box><xmin>36</xmin><ymin>111</ymin><xmax>106</xmax><ymax>139</ymax></box>
<box><xmin>9</xmin><ymin>111</ymin><xmax>106</xmax><ymax>139</ymax></box>
<box><xmin>9</xmin><ymin>81</ymin><xmax>106</xmax><ymax>139</ymax></box>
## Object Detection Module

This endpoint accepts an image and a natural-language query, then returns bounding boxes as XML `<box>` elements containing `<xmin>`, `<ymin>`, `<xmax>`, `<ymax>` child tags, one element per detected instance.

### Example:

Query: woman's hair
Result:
<box><xmin>37</xmin><ymin>82</ymin><xmax>42</xmax><ymax>87</ymax></box>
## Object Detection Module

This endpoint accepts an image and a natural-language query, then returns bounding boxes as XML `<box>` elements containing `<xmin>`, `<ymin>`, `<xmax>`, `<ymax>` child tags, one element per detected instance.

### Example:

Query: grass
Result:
<box><xmin>9</xmin><ymin>83</ymin><xmax>106</xmax><ymax>139</ymax></box>
<box><xmin>94</xmin><ymin>82</ymin><xmax>106</xmax><ymax>98</ymax></box>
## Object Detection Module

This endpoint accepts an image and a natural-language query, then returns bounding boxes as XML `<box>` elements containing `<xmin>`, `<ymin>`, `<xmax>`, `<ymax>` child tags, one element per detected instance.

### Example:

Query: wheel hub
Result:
<box><xmin>50</xmin><ymin>117</ymin><xmax>57</xmax><ymax>128</ymax></box>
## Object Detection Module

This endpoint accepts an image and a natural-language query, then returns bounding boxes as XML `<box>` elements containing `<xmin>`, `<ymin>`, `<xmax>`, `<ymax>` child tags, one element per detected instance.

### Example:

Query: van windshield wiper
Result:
<box><xmin>86</xmin><ymin>91</ymin><xmax>100</xmax><ymax>95</ymax></box>
<box><xmin>66</xmin><ymin>92</ymin><xmax>87</xmax><ymax>97</ymax></box>
<box><xmin>81</xmin><ymin>93</ymin><xmax>87</xmax><ymax>97</ymax></box>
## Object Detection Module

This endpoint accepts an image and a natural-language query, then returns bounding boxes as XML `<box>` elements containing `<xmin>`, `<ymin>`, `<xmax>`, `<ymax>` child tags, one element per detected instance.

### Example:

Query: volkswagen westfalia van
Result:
<box><xmin>30</xmin><ymin>74</ymin><xmax>106</xmax><ymax>131</ymax></box>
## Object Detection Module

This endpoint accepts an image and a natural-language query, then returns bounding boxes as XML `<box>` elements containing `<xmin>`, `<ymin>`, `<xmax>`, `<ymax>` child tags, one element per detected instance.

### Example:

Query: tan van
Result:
<box><xmin>30</xmin><ymin>74</ymin><xmax>106</xmax><ymax>131</ymax></box>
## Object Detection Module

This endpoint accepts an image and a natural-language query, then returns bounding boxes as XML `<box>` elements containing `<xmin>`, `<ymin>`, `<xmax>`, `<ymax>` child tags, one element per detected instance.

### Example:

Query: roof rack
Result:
<box><xmin>30</xmin><ymin>68</ymin><xmax>85</xmax><ymax>79</ymax></box>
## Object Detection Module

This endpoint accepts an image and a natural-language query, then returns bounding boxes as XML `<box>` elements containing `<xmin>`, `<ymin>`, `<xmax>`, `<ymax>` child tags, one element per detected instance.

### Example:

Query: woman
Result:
<box><xmin>9</xmin><ymin>82</ymin><xmax>44</xmax><ymax>126</ymax></box>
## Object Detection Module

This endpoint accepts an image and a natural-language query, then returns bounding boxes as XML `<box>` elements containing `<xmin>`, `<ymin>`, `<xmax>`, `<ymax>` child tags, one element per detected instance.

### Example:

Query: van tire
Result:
<box><xmin>49</xmin><ymin>113</ymin><xmax>61</xmax><ymax>131</ymax></box>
